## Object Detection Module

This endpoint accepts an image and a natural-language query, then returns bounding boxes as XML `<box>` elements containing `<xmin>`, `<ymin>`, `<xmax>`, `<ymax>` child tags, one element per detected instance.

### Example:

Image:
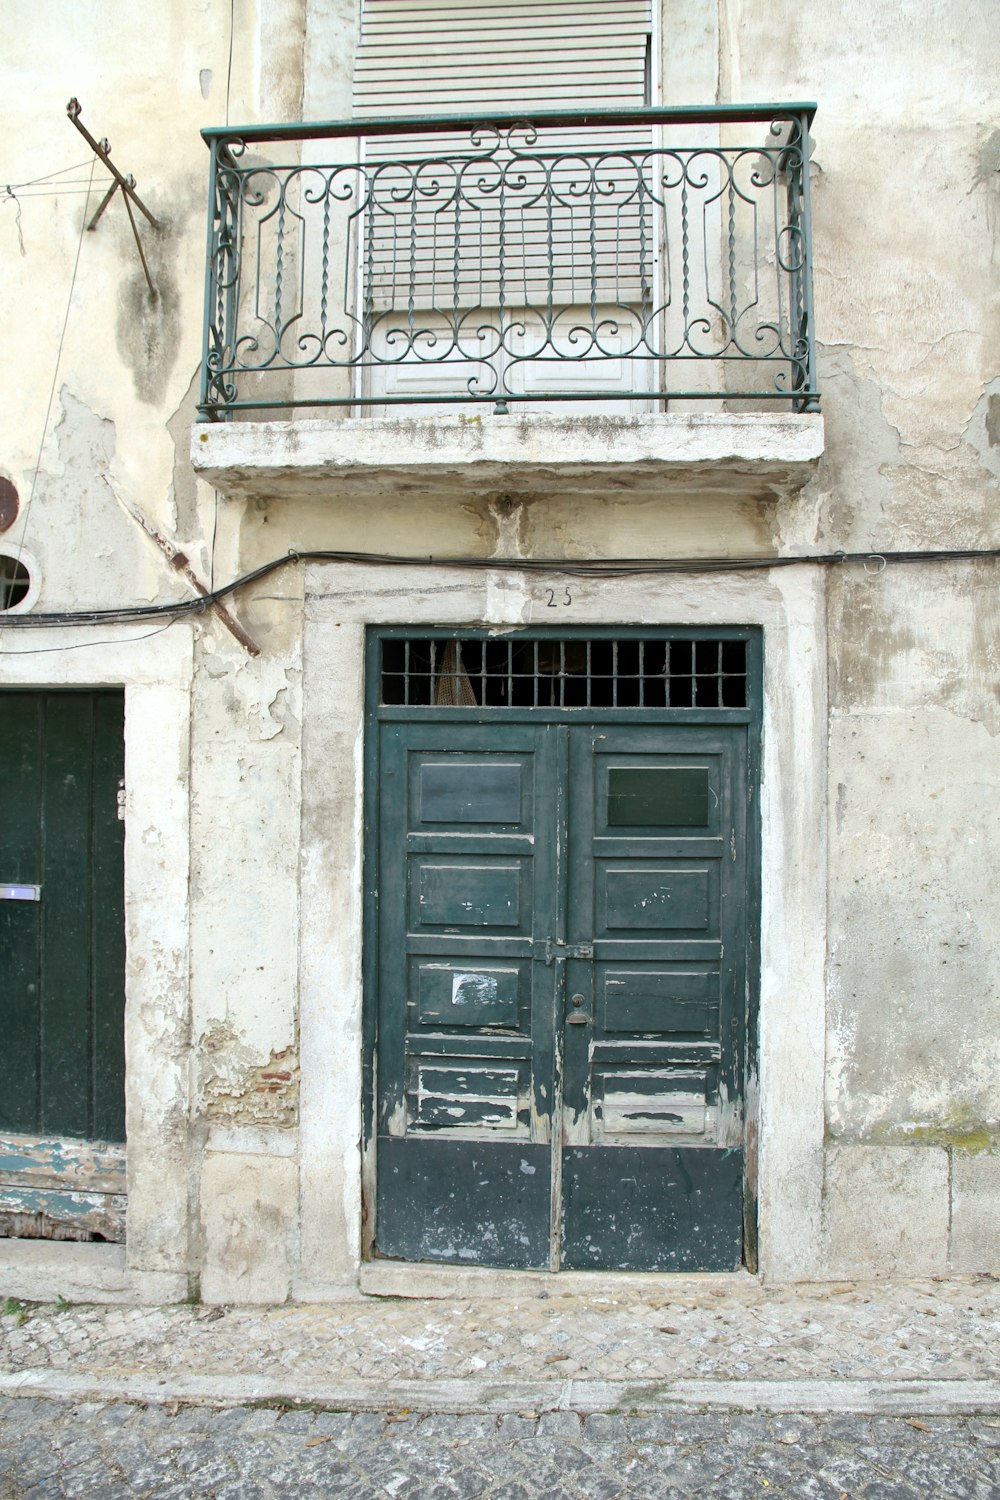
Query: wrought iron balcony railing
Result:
<box><xmin>198</xmin><ymin>105</ymin><xmax>818</xmax><ymax>420</ymax></box>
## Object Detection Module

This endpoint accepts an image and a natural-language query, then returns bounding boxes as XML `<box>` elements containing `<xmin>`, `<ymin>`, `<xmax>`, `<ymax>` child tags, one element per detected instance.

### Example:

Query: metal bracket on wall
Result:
<box><xmin>106</xmin><ymin>474</ymin><xmax>262</xmax><ymax>657</ymax></box>
<box><xmin>66</xmin><ymin>98</ymin><xmax>161</xmax><ymax>295</ymax></box>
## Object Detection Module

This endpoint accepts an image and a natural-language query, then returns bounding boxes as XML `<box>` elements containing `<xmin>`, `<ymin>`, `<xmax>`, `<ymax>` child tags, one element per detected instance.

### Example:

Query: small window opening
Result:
<box><xmin>0</xmin><ymin>554</ymin><xmax>31</xmax><ymax>611</ymax></box>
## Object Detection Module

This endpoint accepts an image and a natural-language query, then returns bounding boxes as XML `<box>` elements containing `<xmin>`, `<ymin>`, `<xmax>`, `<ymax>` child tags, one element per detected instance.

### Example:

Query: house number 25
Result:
<box><xmin>544</xmin><ymin>586</ymin><xmax>574</xmax><ymax>608</ymax></box>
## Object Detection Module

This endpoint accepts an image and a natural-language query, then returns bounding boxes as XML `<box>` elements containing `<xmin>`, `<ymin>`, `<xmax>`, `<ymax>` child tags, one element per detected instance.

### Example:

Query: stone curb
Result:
<box><xmin>2</xmin><ymin>1370</ymin><xmax>999</xmax><ymax>1416</ymax></box>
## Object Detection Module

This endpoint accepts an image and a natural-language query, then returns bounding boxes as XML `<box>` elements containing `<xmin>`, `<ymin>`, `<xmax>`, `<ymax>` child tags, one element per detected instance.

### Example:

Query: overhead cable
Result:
<box><xmin>2</xmin><ymin>543</ymin><xmax>999</xmax><ymax>633</ymax></box>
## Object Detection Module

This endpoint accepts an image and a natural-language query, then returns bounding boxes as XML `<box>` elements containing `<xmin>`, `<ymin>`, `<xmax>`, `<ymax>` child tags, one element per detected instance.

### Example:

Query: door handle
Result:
<box><xmin>567</xmin><ymin>995</ymin><xmax>590</xmax><ymax>1026</ymax></box>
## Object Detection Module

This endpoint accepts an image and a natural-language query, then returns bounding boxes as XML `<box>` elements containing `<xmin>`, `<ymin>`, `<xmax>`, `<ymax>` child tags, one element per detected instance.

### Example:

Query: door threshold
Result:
<box><xmin>360</xmin><ymin>1260</ymin><xmax>756</xmax><ymax>1300</ymax></box>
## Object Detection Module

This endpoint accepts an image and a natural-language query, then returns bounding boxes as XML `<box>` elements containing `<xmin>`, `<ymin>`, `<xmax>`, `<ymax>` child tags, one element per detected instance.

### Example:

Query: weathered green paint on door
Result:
<box><xmin>0</xmin><ymin>692</ymin><xmax>126</xmax><ymax>1143</ymax></box>
<box><xmin>366</xmin><ymin>632</ymin><xmax>758</xmax><ymax>1273</ymax></box>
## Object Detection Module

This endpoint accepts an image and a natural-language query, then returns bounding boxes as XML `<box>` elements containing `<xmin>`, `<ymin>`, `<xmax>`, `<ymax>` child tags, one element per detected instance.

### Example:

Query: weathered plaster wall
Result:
<box><xmin>726</xmin><ymin>0</ymin><xmax>1000</xmax><ymax>1270</ymax></box>
<box><xmin>1</xmin><ymin>0</ymin><xmax>312</xmax><ymax>1299</ymax></box>
<box><xmin>729</xmin><ymin>0</ymin><xmax>1000</xmax><ymax>553</ymax></box>
<box><xmin>192</xmin><ymin>0</ymin><xmax>358</xmax><ymax>1301</ymax></box>
<box><xmin>2</xmin><ymin>0</ymin><xmax>233</xmax><ymax>606</ymax></box>
<box><xmin>191</xmin><ymin>631</ymin><xmax>305</xmax><ymax>1304</ymax></box>
<box><xmin>4</xmin><ymin>0</ymin><xmax>997</xmax><ymax>1299</ymax></box>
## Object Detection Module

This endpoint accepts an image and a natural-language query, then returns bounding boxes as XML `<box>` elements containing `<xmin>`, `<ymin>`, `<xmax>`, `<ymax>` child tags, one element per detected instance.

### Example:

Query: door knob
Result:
<box><xmin>567</xmin><ymin>1010</ymin><xmax>590</xmax><ymax>1026</ymax></box>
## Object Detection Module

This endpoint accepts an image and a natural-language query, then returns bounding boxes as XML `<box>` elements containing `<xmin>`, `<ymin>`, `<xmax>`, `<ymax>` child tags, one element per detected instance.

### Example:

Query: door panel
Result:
<box><xmin>600</xmin><ymin>865</ymin><xmax>714</xmax><ymax>930</ymax></box>
<box><xmin>560</xmin><ymin>726</ymin><xmax>745</xmax><ymax>1269</ymax></box>
<box><xmin>413</xmin><ymin>860</ymin><xmax>527</xmax><ymax>929</ymax></box>
<box><xmin>372</xmin><ymin>713</ymin><xmax>750</xmax><ymax>1272</ymax></box>
<box><xmin>376</xmin><ymin>1137</ymin><xmax>551</xmax><ymax>1269</ymax></box>
<box><xmin>599</xmin><ymin>966</ymin><xmax>718</xmax><ymax>1033</ymax></box>
<box><xmin>561</xmin><ymin>1145</ymin><xmax>744</xmax><ymax>1272</ymax></box>
<box><xmin>374</xmin><ymin>723</ymin><xmax>557</xmax><ymax>1268</ymax></box>
<box><xmin>413</xmin><ymin>960</ymin><xmax>524</xmax><ymax>1029</ymax></box>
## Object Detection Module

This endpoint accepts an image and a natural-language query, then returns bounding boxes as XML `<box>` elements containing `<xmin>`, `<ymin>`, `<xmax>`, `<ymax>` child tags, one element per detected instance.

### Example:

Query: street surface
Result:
<box><xmin>2</xmin><ymin>1400</ymin><xmax>1000</xmax><ymax>1499</ymax></box>
<box><xmin>1</xmin><ymin>1277</ymin><xmax>998</xmax><ymax>1496</ymax></box>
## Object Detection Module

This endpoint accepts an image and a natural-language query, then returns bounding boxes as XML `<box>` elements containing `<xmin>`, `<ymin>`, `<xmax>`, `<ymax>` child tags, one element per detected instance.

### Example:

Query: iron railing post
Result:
<box><xmin>796</xmin><ymin>109</ymin><xmax>820</xmax><ymax>412</ymax></box>
<box><xmin>197</xmin><ymin>137</ymin><xmax>242</xmax><ymax>421</ymax></box>
<box><xmin>196</xmin><ymin>134</ymin><xmax>222</xmax><ymax>420</ymax></box>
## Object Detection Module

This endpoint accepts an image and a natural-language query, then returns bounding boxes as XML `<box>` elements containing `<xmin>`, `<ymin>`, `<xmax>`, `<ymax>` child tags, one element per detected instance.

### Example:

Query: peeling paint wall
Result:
<box><xmin>201</xmin><ymin>1022</ymin><xmax>300</xmax><ymax>1129</ymax></box>
<box><xmin>1</xmin><ymin>0</ymin><xmax>310</xmax><ymax>1301</ymax></box>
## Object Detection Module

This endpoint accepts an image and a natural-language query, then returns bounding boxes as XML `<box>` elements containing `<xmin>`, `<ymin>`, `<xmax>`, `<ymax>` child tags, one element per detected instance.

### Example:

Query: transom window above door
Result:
<box><xmin>379</xmin><ymin>635</ymin><xmax>750</xmax><ymax>709</ymax></box>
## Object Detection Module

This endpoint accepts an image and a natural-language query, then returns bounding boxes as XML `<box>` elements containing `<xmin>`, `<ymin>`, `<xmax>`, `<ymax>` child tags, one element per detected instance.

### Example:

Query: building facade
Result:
<box><xmin>1</xmin><ymin>0</ymin><xmax>998</xmax><ymax>1302</ymax></box>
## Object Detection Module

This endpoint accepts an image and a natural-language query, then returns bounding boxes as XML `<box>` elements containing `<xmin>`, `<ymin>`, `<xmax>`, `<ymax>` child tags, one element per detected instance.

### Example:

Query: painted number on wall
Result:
<box><xmin>544</xmin><ymin>587</ymin><xmax>574</xmax><ymax>608</ymax></box>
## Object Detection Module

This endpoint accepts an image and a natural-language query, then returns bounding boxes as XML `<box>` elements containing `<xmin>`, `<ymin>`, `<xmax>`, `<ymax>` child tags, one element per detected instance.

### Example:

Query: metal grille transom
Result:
<box><xmin>380</xmin><ymin>636</ymin><xmax>748</xmax><ymax>709</ymax></box>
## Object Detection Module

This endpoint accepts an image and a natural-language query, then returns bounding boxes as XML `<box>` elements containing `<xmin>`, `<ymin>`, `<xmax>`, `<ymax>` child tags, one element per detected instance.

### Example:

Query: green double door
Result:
<box><xmin>371</xmin><ymin>716</ymin><xmax>751</xmax><ymax>1272</ymax></box>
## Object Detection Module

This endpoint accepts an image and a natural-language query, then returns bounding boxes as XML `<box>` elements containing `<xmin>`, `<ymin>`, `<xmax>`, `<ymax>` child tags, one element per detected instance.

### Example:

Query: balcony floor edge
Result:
<box><xmin>192</xmin><ymin>410</ymin><xmax>824</xmax><ymax>504</ymax></box>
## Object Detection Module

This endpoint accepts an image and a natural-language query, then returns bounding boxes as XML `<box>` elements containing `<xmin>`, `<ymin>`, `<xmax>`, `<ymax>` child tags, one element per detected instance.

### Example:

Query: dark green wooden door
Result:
<box><xmin>560</xmin><ymin>725</ymin><xmax>745</xmax><ymax>1269</ymax></box>
<box><xmin>374</xmin><ymin>722</ymin><xmax>558</xmax><ymax>1268</ymax></box>
<box><xmin>0</xmin><ymin>692</ymin><xmax>126</xmax><ymax>1143</ymax></box>
<box><xmin>371</xmin><ymin>714</ymin><xmax>750</xmax><ymax>1272</ymax></box>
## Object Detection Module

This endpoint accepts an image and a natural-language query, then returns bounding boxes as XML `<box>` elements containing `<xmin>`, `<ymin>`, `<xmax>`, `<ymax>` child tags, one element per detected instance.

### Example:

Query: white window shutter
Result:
<box><xmin>353</xmin><ymin>0</ymin><xmax>655</xmax><ymax>412</ymax></box>
<box><xmin>352</xmin><ymin>1</ymin><xmax>652</xmax><ymax>120</ymax></box>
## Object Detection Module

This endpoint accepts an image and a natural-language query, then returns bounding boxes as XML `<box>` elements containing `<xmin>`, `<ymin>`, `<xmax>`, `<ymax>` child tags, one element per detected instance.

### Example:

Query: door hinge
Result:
<box><xmin>117</xmin><ymin>778</ymin><xmax>126</xmax><ymax>821</ymax></box>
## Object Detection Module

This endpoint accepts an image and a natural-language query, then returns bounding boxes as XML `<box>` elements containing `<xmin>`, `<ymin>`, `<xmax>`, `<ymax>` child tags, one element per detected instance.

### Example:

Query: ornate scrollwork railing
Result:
<box><xmin>198</xmin><ymin>105</ymin><xmax>818</xmax><ymax>419</ymax></box>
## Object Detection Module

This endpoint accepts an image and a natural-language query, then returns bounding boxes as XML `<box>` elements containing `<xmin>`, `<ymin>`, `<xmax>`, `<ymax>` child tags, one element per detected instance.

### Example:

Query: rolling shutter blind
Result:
<box><xmin>352</xmin><ymin>0</ymin><xmax>654</xmax><ymax>308</ymax></box>
<box><xmin>352</xmin><ymin>0</ymin><xmax>652</xmax><ymax>119</ymax></box>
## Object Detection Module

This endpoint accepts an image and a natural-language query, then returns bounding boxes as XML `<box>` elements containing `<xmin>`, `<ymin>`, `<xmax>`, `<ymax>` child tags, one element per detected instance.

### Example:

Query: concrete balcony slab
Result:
<box><xmin>192</xmin><ymin>411</ymin><xmax>823</xmax><ymax>504</ymax></box>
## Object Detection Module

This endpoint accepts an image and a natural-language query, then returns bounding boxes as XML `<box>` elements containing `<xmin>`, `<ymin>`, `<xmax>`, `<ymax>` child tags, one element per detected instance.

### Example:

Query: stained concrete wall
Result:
<box><xmin>724</xmin><ymin>0</ymin><xmax>1000</xmax><ymax>1272</ymax></box>
<box><xmin>1</xmin><ymin>0</ymin><xmax>997</xmax><ymax>1299</ymax></box>
<box><xmin>0</xmin><ymin>0</ymin><xmax>316</xmax><ymax>1301</ymax></box>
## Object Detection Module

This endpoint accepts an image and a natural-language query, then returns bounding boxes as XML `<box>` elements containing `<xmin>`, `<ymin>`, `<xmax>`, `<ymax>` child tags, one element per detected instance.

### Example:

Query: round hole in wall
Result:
<box><xmin>0</xmin><ymin>549</ymin><xmax>40</xmax><ymax>614</ymax></box>
<box><xmin>0</xmin><ymin>477</ymin><xmax>19</xmax><ymax>534</ymax></box>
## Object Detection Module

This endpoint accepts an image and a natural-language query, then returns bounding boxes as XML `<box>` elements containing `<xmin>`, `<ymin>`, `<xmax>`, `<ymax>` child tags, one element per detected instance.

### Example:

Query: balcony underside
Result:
<box><xmin>192</xmin><ymin>410</ymin><xmax>823</xmax><ymax>505</ymax></box>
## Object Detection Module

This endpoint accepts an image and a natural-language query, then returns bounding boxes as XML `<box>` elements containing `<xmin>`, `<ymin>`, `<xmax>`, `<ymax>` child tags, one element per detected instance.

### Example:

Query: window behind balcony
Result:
<box><xmin>352</xmin><ymin>0</ymin><xmax>655</xmax><ymax>412</ymax></box>
<box><xmin>352</xmin><ymin>0</ymin><xmax>652</xmax><ymax>118</ymax></box>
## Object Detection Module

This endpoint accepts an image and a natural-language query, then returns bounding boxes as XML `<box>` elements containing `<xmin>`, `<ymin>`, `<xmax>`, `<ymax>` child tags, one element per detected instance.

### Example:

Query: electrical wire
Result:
<box><xmin>3</xmin><ymin>157</ymin><xmax>95</xmax><ymax>188</ymax></box>
<box><xmin>5</xmin><ymin>186</ymin><xmax>107</xmax><ymax>198</ymax></box>
<box><xmin>3</xmin><ymin>189</ymin><xmax>25</xmax><ymax>255</ymax></box>
<box><xmin>3</xmin><ymin>158</ymin><xmax>111</xmax><ymax>210</ymax></box>
<box><xmin>0</xmin><ymin>620</ymin><xmax>179</xmax><ymax>654</ymax></box>
<box><xmin>210</xmin><ymin>489</ymin><xmax>220</xmax><ymax>592</ymax></box>
<box><xmin>11</xmin><ymin>156</ymin><xmax>96</xmax><ymax>550</ymax></box>
<box><xmin>1</xmin><ymin>543</ymin><xmax>998</xmax><ymax>631</ymax></box>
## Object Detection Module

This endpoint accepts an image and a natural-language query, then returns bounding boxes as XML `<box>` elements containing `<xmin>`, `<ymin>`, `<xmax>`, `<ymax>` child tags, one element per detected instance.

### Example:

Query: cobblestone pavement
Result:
<box><xmin>1</xmin><ymin>1274</ymin><xmax>999</xmax><ymax>1418</ymax></box>
<box><xmin>1</xmin><ymin>1277</ymin><xmax>999</xmax><ymax>1496</ymax></box>
<box><xmin>2</xmin><ymin>1399</ymin><xmax>1000</xmax><ymax>1499</ymax></box>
